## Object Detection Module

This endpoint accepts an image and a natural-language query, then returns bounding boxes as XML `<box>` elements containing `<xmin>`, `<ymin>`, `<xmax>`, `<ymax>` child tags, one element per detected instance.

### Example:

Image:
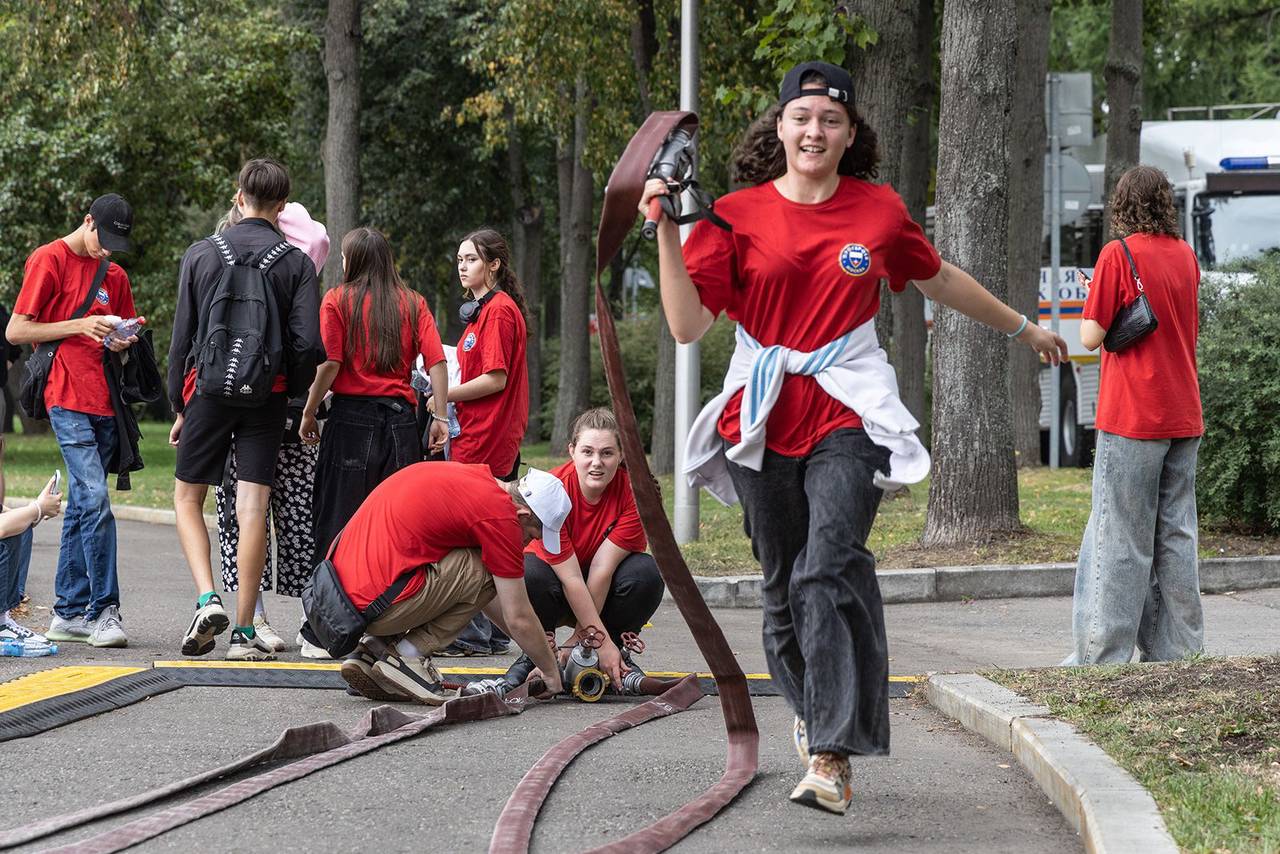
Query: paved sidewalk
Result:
<box><xmin>5</xmin><ymin>518</ymin><xmax>1275</xmax><ymax>851</ymax></box>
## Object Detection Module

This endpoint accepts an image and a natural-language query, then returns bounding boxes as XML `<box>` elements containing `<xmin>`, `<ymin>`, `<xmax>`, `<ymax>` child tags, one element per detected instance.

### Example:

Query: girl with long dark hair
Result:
<box><xmin>438</xmin><ymin>227</ymin><xmax>531</xmax><ymax>656</ymax></box>
<box><xmin>641</xmin><ymin>61</ymin><xmax>1067</xmax><ymax>815</ymax></box>
<box><xmin>300</xmin><ymin>227</ymin><xmax>448</xmax><ymax>562</ymax></box>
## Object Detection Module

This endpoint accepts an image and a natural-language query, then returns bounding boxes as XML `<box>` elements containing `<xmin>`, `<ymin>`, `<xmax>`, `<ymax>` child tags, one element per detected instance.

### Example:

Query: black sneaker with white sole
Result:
<box><xmin>373</xmin><ymin>653</ymin><xmax>453</xmax><ymax>705</ymax></box>
<box><xmin>340</xmin><ymin>644</ymin><xmax>411</xmax><ymax>702</ymax></box>
<box><xmin>182</xmin><ymin>594</ymin><xmax>230</xmax><ymax>656</ymax></box>
<box><xmin>225</xmin><ymin>628</ymin><xmax>277</xmax><ymax>661</ymax></box>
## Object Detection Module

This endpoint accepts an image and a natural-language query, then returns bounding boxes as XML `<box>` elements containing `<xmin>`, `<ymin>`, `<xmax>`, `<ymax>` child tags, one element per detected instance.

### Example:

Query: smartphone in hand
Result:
<box><xmin>51</xmin><ymin>470</ymin><xmax>62</xmax><ymax>494</ymax></box>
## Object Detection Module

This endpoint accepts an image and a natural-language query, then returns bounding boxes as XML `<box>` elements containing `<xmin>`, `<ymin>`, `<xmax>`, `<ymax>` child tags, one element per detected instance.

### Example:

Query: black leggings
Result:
<box><xmin>522</xmin><ymin>551</ymin><xmax>665</xmax><ymax>644</ymax></box>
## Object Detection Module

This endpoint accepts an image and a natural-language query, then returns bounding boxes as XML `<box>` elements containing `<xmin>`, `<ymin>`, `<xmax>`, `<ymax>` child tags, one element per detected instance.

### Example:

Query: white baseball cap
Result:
<box><xmin>518</xmin><ymin>468</ymin><xmax>572</xmax><ymax>553</ymax></box>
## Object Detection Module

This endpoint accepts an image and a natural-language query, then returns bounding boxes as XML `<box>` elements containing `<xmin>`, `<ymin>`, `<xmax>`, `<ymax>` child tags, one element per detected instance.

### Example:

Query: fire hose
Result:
<box><xmin>0</xmin><ymin>111</ymin><xmax>757</xmax><ymax>854</ymax></box>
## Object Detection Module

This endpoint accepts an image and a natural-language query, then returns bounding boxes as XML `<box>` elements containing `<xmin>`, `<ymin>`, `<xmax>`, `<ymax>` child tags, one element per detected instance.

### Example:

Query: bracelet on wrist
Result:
<box><xmin>30</xmin><ymin>504</ymin><xmax>41</xmax><ymax>528</ymax></box>
<box><xmin>1006</xmin><ymin>314</ymin><xmax>1029</xmax><ymax>338</ymax></box>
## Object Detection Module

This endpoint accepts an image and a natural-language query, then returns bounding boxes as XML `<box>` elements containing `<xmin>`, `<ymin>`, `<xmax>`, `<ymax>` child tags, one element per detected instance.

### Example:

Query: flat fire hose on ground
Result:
<box><xmin>489</xmin><ymin>110</ymin><xmax>759</xmax><ymax>854</ymax></box>
<box><xmin>1</xmin><ymin>111</ymin><xmax>757</xmax><ymax>853</ymax></box>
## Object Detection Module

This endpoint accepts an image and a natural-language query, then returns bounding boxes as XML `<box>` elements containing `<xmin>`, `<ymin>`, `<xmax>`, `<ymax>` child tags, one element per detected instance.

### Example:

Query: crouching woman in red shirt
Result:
<box><xmin>515</xmin><ymin>407</ymin><xmax>663</xmax><ymax>689</ymax></box>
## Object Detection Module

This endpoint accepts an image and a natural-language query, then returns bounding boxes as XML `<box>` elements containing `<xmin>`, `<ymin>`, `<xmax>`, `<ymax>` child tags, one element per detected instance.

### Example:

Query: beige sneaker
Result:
<box><xmin>789</xmin><ymin>753</ymin><xmax>852</xmax><ymax>815</ymax></box>
<box><xmin>253</xmin><ymin>617</ymin><xmax>288</xmax><ymax>652</ymax></box>
<box><xmin>340</xmin><ymin>644</ymin><xmax>411</xmax><ymax>702</ymax></box>
<box><xmin>373</xmin><ymin>653</ymin><xmax>454</xmax><ymax>706</ymax></box>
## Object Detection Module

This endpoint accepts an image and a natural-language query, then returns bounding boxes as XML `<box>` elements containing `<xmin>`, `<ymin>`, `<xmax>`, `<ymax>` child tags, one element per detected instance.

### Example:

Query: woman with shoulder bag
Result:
<box><xmin>1064</xmin><ymin>164</ymin><xmax>1205</xmax><ymax>665</ymax></box>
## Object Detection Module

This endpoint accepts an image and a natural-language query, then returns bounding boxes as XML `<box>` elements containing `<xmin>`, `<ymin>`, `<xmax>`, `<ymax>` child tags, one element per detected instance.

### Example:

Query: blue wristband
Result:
<box><xmin>1006</xmin><ymin>314</ymin><xmax>1028</xmax><ymax>338</ymax></box>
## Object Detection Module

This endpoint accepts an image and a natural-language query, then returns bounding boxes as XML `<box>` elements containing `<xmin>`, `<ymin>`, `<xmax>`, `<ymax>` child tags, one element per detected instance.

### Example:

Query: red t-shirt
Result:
<box><xmin>527</xmin><ymin>460</ymin><xmax>648</xmax><ymax>567</ymax></box>
<box><xmin>450</xmin><ymin>290</ymin><xmax>528</xmax><ymax>475</ymax></box>
<box><xmin>15</xmin><ymin>239</ymin><xmax>136</xmax><ymax>417</ymax></box>
<box><xmin>331</xmin><ymin>461</ymin><xmax>525</xmax><ymax>610</ymax></box>
<box><xmin>1083</xmin><ymin>233</ymin><xmax>1202</xmax><ymax>439</ymax></box>
<box><xmin>683</xmin><ymin>177</ymin><xmax>941</xmax><ymax>458</ymax></box>
<box><xmin>320</xmin><ymin>287</ymin><xmax>445</xmax><ymax>403</ymax></box>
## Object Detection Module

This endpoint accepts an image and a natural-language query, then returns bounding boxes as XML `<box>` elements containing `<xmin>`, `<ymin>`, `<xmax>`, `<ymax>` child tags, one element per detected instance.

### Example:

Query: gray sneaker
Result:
<box><xmin>87</xmin><ymin>606</ymin><xmax>128</xmax><ymax>648</ymax></box>
<box><xmin>46</xmin><ymin>614</ymin><xmax>91</xmax><ymax>643</ymax></box>
<box><xmin>225</xmin><ymin>628</ymin><xmax>276</xmax><ymax>661</ymax></box>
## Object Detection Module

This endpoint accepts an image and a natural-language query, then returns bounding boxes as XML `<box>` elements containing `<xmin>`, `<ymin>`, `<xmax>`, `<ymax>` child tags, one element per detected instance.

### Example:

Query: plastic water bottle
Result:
<box><xmin>103</xmin><ymin>316</ymin><xmax>144</xmax><ymax>347</ymax></box>
<box><xmin>0</xmin><ymin>637</ymin><xmax>58</xmax><ymax>657</ymax></box>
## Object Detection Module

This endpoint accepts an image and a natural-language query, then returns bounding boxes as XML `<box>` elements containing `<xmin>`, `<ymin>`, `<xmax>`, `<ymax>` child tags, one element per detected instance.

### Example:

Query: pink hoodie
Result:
<box><xmin>276</xmin><ymin>202</ymin><xmax>331</xmax><ymax>273</ymax></box>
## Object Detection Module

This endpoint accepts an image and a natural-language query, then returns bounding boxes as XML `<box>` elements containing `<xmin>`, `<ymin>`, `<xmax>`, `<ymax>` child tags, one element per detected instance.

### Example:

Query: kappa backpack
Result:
<box><xmin>193</xmin><ymin>233</ymin><xmax>291</xmax><ymax>407</ymax></box>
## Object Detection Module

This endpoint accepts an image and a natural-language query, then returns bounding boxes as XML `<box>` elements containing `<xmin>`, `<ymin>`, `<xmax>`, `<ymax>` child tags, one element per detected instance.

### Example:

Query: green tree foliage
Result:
<box><xmin>1196</xmin><ymin>260</ymin><xmax>1280</xmax><ymax>532</ymax></box>
<box><xmin>1052</xmin><ymin>0</ymin><xmax>1280</xmax><ymax>122</ymax></box>
<box><xmin>0</xmin><ymin>0</ymin><xmax>313</xmax><ymax>361</ymax></box>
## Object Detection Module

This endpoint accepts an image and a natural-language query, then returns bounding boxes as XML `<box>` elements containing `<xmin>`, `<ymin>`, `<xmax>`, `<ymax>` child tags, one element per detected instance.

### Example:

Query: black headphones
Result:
<box><xmin>459</xmin><ymin>288</ymin><xmax>499</xmax><ymax>325</ymax></box>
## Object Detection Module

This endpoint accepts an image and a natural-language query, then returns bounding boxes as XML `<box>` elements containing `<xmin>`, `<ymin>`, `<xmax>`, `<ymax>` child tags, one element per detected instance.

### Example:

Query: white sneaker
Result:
<box><xmin>46</xmin><ymin>613</ymin><xmax>91</xmax><ymax>643</ymax></box>
<box><xmin>254</xmin><ymin>617</ymin><xmax>288</xmax><ymax>652</ymax></box>
<box><xmin>225</xmin><ymin>628</ymin><xmax>276</xmax><ymax>661</ymax></box>
<box><xmin>87</xmin><ymin>606</ymin><xmax>128</xmax><ymax>648</ymax></box>
<box><xmin>296</xmin><ymin>631</ymin><xmax>332</xmax><ymax>660</ymax></box>
<box><xmin>0</xmin><ymin>619</ymin><xmax>55</xmax><ymax>656</ymax></box>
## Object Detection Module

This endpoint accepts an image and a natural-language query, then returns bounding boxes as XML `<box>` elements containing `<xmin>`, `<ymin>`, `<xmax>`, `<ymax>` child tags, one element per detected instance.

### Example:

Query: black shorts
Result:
<box><xmin>175</xmin><ymin>393</ymin><xmax>288</xmax><ymax>486</ymax></box>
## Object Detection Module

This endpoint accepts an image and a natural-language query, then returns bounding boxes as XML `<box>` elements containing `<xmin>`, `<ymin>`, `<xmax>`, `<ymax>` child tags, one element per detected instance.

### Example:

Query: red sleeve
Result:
<box><xmin>682</xmin><ymin>218</ymin><xmax>737</xmax><ymax>317</ymax></box>
<box><xmin>884</xmin><ymin>195</ymin><xmax>941</xmax><ymax>293</ymax></box>
<box><xmin>416</xmin><ymin>298</ymin><xmax>446</xmax><ymax>368</ymax></box>
<box><xmin>15</xmin><ymin>248</ymin><xmax>58</xmax><ymax>320</ymax></box>
<box><xmin>110</xmin><ymin>267</ymin><xmax>136</xmax><ymax>317</ymax></box>
<box><xmin>319</xmin><ymin>289</ymin><xmax>346</xmax><ymax>363</ymax></box>
<box><xmin>474</xmin><ymin>311</ymin><xmax>517</xmax><ymax>375</ymax></box>
<box><xmin>476</xmin><ymin>516</ymin><xmax>526</xmax><ymax>578</ymax></box>
<box><xmin>605</xmin><ymin>477</ymin><xmax>647</xmax><ymax>554</ymax></box>
<box><xmin>1082</xmin><ymin>241</ymin><xmax>1128</xmax><ymax>331</ymax></box>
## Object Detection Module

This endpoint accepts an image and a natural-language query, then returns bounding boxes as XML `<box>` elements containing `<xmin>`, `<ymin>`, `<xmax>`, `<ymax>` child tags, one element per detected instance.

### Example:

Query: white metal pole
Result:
<box><xmin>673</xmin><ymin>0</ymin><xmax>701</xmax><ymax>543</ymax></box>
<box><xmin>1048</xmin><ymin>73</ymin><xmax>1062</xmax><ymax>469</ymax></box>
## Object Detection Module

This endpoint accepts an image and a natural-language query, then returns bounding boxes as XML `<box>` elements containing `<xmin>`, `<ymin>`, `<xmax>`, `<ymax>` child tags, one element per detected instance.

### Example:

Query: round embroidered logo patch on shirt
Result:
<box><xmin>463</xmin><ymin>332</ymin><xmax>477</xmax><ymax>352</ymax></box>
<box><xmin>96</xmin><ymin>287</ymin><xmax>110</xmax><ymax>305</ymax></box>
<box><xmin>839</xmin><ymin>243</ymin><xmax>871</xmax><ymax>276</ymax></box>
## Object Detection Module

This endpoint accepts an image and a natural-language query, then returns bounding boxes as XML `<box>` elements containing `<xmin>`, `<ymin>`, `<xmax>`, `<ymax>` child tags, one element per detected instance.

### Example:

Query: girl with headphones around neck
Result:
<box><xmin>438</xmin><ymin>227</ymin><xmax>531</xmax><ymax>656</ymax></box>
<box><xmin>299</xmin><ymin>227</ymin><xmax>448</xmax><ymax>567</ymax></box>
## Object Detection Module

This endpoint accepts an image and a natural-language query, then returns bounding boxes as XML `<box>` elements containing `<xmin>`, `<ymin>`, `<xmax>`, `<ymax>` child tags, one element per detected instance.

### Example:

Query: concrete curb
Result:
<box><xmin>663</xmin><ymin>556</ymin><xmax>1280</xmax><ymax>607</ymax></box>
<box><xmin>18</xmin><ymin>494</ymin><xmax>1279</xmax><ymax>605</ymax></box>
<box><xmin>926</xmin><ymin>673</ymin><xmax>1178</xmax><ymax>854</ymax></box>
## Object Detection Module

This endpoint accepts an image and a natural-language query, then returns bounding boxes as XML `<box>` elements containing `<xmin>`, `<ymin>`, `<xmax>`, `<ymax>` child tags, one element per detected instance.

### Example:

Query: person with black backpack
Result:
<box><xmin>168</xmin><ymin>158</ymin><xmax>323</xmax><ymax>661</ymax></box>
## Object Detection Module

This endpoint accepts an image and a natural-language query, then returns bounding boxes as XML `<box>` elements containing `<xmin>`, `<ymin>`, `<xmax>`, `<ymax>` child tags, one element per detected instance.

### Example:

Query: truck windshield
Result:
<box><xmin>1193</xmin><ymin>193</ymin><xmax>1280</xmax><ymax>268</ymax></box>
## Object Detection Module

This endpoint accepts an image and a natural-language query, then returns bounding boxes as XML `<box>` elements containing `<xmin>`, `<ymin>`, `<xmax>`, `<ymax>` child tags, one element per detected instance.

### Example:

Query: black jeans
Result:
<box><xmin>523</xmin><ymin>551</ymin><xmax>665</xmax><ymax>644</ymax></box>
<box><xmin>725</xmin><ymin>428</ymin><xmax>891</xmax><ymax>757</ymax></box>
<box><xmin>311</xmin><ymin>395</ymin><xmax>421</xmax><ymax>563</ymax></box>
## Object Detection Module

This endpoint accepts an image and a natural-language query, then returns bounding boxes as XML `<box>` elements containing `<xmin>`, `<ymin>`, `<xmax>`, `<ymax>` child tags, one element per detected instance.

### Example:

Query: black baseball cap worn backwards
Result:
<box><xmin>88</xmin><ymin>193</ymin><xmax>134</xmax><ymax>253</ymax></box>
<box><xmin>779</xmin><ymin>61</ymin><xmax>855</xmax><ymax>110</ymax></box>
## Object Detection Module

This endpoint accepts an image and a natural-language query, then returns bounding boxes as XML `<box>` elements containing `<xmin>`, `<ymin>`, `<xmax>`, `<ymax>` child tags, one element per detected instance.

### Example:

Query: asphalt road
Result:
<box><xmin>6</xmin><ymin>517</ymin><xmax>1277</xmax><ymax>852</ymax></box>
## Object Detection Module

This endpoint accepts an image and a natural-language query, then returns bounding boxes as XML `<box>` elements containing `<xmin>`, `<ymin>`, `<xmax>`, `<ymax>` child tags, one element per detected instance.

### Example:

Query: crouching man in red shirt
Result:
<box><xmin>327</xmin><ymin>461</ymin><xmax>569</xmax><ymax>704</ymax></box>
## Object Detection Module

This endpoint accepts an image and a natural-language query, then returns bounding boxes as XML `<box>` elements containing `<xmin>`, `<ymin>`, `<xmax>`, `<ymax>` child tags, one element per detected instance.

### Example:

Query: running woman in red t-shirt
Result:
<box><xmin>640</xmin><ymin>61</ymin><xmax>1068</xmax><ymax>815</ymax></box>
<box><xmin>299</xmin><ymin>227</ymin><xmax>449</xmax><ymax>565</ymax></box>
<box><xmin>441</xmin><ymin>228</ymin><xmax>532</xmax><ymax>656</ymax></box>
<box><xmin>502</xmin><ymin>407</ymin><xmax>664</xmax><ymax>691</ymax></box>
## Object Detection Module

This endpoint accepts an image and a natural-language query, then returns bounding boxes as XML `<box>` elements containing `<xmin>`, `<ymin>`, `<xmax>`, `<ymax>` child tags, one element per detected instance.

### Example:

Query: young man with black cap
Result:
<box><xmin>641</xmin><ymin>60</ymin><xmax>1068</xmax><ymax>816</ymax></box>
<box><xmin>323</xmin><ymin>462</ymin><xmax>570</xmax><ymax>704</ymax></box>
<box><xmin>7</xmin><ymin>193</ymin><xmax>142</xmax><ymax>648</ymax></box>
<box><xmin>169</xmin><ymin>157</ymin><xmax>323</xmax><ymax>661</ymax></box>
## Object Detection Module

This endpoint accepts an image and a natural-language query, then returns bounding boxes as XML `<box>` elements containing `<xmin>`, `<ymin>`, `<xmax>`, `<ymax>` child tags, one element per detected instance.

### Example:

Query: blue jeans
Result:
<box><xmin>451</xmin><ymin>613</ymin><xmax>511</xmax><ymax>653</ymax></box>
<box><xmin>1065</xmin><ymin>431</ymin><xmax>1204</xmax><ymax>665</ymax></box>
<box><xmin>0</xmin><ymin>528</ymin><xmax>34</xmax><ymax>613</ymax></box>
<box><xmin>49</xmin><ymin>406</ymin><xmax>119</xmax><ymax>620</ymax></box>
<box><xmin>726</xmin><ymin>428</ymin><xmax>892</xmax><ymax>757</ymax></box>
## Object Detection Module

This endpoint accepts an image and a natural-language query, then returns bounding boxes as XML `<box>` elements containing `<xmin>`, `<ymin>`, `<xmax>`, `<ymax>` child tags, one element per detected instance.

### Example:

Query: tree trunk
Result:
<box><xmin>847</xmin><ymin>0</ymin><xmax>933</xmax><ymax>428</ymax></box>
<box><xmin>507</xmin><ymin>109</ymin><xmax>545</xmax><ymax>443</ymax></box>
<box><xmin>1008</xmin><ymin>0</ymin><xmax>1051</xmax><ymax>467</ymax></box>
<box><xmin>923</xmin><ymin>0</ymin><xmax>1020</xmax><ymax>546</ymax></box>
<box><xmin>551</xmin><ymin>77</ymin><xmax>594</xmax><ymax>449</ymax></box>
<box><xmin>322</xmin><ymin>0</ymin><xmax>361</xmax><ymax>289</ymax></box>
<box><xmin>1103</xmin><ymin>0</ymin><xmax>1143</xmax><ymax>242</ymax></box>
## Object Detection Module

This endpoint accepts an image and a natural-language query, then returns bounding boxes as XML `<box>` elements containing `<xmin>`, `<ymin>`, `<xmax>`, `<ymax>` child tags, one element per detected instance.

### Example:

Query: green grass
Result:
<box><xmin>990</xmin><ymin>657</ymin><xmax>1280</xmax><ymax>854</ymax></box>
<box><xmin>7</xmin><ymin>426</ymin><xmax>1277</xmax><ymax>574</ymax></box>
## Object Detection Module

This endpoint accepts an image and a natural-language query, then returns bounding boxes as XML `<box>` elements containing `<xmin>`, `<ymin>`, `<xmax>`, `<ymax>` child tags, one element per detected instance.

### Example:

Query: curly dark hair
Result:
<box><xmin>731</xmin><ymin>72</ymin><xmax>879</xmax><ymax>186</ymax></box>
<box><xmin>1110</xmin><ymin>165</ymin><xmax>1181</xmax><ymax>238</ymax></box>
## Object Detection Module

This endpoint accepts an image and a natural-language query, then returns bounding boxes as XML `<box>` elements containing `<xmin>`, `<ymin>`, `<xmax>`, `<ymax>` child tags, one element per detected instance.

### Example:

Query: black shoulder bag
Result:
<box><xmin>19</xmin><ymin>259</ymin><xmax>109</xmax><ymax>419</ymax></box>
<box><xmin>301</xmin><ymin>528</ymin><xmax>418</xmax><ymax>658</ymax></box>
<box><xmin>1102</xmin><ymin>237</ymin><xmax>1159</xmax><ymax>353</ymax></box>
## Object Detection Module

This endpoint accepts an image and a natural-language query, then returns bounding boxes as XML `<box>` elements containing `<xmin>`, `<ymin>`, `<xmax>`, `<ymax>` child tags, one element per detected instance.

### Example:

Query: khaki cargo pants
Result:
<box><xmin>364</xmin><ymin>548</ymin><xmax>496</xmax><ymax>655</ymax></box>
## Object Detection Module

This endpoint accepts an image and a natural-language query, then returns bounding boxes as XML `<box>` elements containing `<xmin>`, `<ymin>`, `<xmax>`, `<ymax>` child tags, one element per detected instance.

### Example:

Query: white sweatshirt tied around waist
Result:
<box><xmin>683</xmin><ymin>320</ymin><xmax>930</xmax><ymax>505</ymax></box>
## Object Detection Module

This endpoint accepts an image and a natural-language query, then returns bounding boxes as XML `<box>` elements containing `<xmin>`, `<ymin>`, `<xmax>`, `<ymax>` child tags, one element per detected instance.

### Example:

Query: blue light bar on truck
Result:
<box><xmin>1219</xmin><ymin>156</ymin><xmax>1280</xmax><ymax>170</ymax></box>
